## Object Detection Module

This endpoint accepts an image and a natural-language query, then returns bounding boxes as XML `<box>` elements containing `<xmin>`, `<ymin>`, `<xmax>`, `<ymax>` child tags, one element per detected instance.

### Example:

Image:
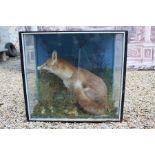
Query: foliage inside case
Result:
<box><xmin>32</xmin><ymin>68</ymin><xmax>117</xmax><ymax>119</ymax></box>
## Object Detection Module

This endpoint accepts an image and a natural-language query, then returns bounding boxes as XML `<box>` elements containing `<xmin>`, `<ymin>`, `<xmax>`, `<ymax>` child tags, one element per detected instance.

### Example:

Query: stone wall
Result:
<box><xmin>116</xmin><ymin>26</ymin><xmax>155</xmax><ymax>69</ymax></box>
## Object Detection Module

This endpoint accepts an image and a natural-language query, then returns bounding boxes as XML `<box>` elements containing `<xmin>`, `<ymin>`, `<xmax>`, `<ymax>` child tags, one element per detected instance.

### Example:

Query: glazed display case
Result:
<box><xmin>19</xmin><ymin>31</ymin><xmax>128</xmax><ymax>122</ymax></box>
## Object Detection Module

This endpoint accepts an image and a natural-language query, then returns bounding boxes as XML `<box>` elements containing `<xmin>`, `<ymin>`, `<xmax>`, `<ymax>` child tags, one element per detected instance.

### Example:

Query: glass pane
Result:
<box><xmin>23</xmin><ymin>34</ymin><xmax>38</xmax><ymax>116</ymax></box>
<box><xmin>21</xmin><ymin>32</ymin><xmax>126</xmax><ymax>121</ymax></box>
<box><xmin>113</xmin><ymin>34</ymin><xmax>125</xmax><ymax>117</ymax></box>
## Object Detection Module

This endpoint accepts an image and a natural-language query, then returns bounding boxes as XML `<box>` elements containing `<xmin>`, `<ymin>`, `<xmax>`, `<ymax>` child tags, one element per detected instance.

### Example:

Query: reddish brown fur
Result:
<box><xmin>38</xmin><ymin>51</ymin><xmax>109</xmax><ymax>115</ymax></box>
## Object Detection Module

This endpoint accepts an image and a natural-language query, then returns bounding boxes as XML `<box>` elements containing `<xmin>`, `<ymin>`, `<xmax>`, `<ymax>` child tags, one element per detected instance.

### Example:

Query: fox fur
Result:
<box><xmin>38</xmin><ymin>50</ymin><xmax>109</xmax><ymax>115</ymax></box>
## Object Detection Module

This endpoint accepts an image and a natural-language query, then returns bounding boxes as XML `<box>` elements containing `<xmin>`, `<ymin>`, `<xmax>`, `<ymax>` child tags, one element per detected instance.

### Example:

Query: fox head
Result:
<box><xmin>37</xmin><ymin>50</ymin><xmax>58</xmax><ymax>72</ymax></box>
<box><xmin>37</xmin><ymin>50</ymin><xmax>73</xmax><ymax>80</ymax></box>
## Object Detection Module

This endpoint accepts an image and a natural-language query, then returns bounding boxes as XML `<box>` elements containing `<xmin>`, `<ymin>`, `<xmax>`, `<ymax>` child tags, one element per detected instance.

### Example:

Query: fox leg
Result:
<box><xmin>63</xmin><ymin>79</ymin><xmax>71</xmax><ymax>89</ymax></box>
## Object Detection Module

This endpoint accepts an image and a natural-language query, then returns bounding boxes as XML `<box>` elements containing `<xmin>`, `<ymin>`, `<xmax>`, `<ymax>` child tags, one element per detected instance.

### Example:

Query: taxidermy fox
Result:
<box><xmin>38</xmin><ymin>50</ymin><xmax>109</xmax><ymax>115</ymax></box>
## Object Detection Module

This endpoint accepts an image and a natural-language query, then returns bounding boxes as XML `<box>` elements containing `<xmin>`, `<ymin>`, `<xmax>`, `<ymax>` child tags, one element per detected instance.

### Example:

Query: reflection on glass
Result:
<box><xmin>21</xmin><ymin>32</ymin><xmax>126</xmax><ymax>121</ymax></box>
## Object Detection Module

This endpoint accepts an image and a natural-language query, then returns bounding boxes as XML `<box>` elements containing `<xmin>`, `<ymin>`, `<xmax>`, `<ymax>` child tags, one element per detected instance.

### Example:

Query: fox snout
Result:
<box><xmin>37</xmin><ymin>63</ymin><xmax>47</xmax><ymax>71</ymax></box>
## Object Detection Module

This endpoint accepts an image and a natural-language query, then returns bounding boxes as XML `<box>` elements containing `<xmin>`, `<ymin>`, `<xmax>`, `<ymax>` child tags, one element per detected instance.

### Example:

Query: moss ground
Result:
<box><xmin>32</xmin><ymin>68</ymin><xmax>117</xmax><ymax>119</ymax></box>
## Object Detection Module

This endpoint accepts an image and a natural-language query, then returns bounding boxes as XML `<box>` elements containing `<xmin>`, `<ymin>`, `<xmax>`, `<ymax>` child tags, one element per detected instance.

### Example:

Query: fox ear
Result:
<box><xmin>52</xmin><ymin>50</ymin><xmax>58</xmax><ymax>64</ymax></box>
